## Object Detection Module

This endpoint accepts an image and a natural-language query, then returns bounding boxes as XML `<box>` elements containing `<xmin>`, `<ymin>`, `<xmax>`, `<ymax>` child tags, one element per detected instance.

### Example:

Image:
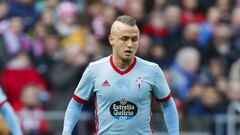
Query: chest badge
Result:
<box><xmin>136</xmin><ymin>77</ymin><xmax>142</xmax><ymax>90</ymax></box>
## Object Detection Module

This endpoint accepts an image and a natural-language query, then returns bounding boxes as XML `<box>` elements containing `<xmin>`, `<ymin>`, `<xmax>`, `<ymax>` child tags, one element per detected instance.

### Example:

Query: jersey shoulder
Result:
<box><xmin>88</xmin><ymin>56</ymin><xmax>110</xmax><ymax>68</ymax></box>
<box><xmin>136</xmin><ymin>57</ymin><xmax>159</xmax><ymax>68</ymax></box>
<box><xmin>136</xmin><ymin>57</ymin><xmax>161</xmax><ymax>75</ymax></box>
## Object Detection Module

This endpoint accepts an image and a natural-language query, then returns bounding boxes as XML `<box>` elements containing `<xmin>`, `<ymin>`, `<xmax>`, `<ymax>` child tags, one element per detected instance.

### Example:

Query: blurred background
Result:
<box><xmin>0</xmin><ymin>0</ymin><xmax>239</xmax><ymax>135</ymax></box>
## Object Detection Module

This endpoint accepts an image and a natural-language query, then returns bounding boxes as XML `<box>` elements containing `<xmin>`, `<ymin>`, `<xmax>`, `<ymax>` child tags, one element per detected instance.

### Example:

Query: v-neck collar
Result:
<box><xmin>110</xmin><ymin>55</ymin><xmax>136</xmax><ymax>75</ymax></box>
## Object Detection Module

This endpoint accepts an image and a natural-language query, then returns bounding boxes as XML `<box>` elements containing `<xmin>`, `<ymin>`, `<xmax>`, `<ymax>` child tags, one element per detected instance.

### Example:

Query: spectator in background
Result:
<box><xmin>49</xmin><ymin>45</ymin><xmax>87</xmax><ymax>110</ymax></box>
<box><xmin>142</xmin><ymin>11</ymin><xmax>168</xmax><ymax>43</ymax></box>
<box><xmin>136</xmin><ymin>34</ymin><xmax>152</xmax><ymax>60</ymax></box>
<box><xmin>203</xmin><ymin>21</ymin><xmax>233</xmax><ymax>74</ymax></box>
<box><xmin>0</xmin><ymin>33</ymin><xmax>8</xmax><ymax>70</ymax></box>
<box><xmin>171</xmin><ymin>47</ymin><xmax>200</xmax><ymax>101</ymax></box>
<box><xmin>187</xmin><ymin>82</ymin><xmax>205</xmax><ymax>117</ymax></box>
<box><xmin>163</xmin><ymin>5</ymin><xmax>182</xmax><ymax>49</ymax></box>
<box><xmin>31</xmin><ymin>22</ymin><xmax>48</xmax><ymax>58</ymax></box>
<box><xmin>61</xmin><ymin>26</ymin><xmax>87</xmax><ymax>51</ymax></box>
<box><xmin>201</xmin><ymin>85</ymin><xmax>226</xmax><ymax>115</ymax></box>
<box><xmin>181</xmin><ymin>23</ymin><xmax>201</xmax><ymax>49</ymax></box>
<box><xmin>0</xmin><ymin>87</ymin><xmax>23</xmax><ymax>135</ymax></box>
<box><xmin>215</xmin><ymin>76</ymin><xmax>228</xmax><ymax>96</ymax></box>
<box><xmin>226</xmin><ymin>79</ymin><xmax>240</xmax><ymax>101</ymax></box>
<box><xmin>230</xmin><ymin>7</ymin><xmax>240</xmax><ymax>61</ymax></box>
<box><xmin>200</xmin><ymin>57</ymin><xmax>224</xmax><ymax>86</ymax></box>
<box><xmin>198</xmin><ymin>7</ymin><xmax>221</xmax><ymax>46</ymax></box>
<box><xmin>101</xmin><ymin>0</ymin><xmax>128</xmax><ymax>12</ymax></box>
<box><xmin>180</xmin><ymin>0</ymin><xmax>205</xmax><ymax>26</ymax></box>
<box><xmin>153</xmin><ymin>0</ymin><xmax>167</xmax><ymax>12</ymax></box>
<box><xmin>55</xmin><ymin>1</ymin><xmax>78</xmax><ymax>37</ymax></box>
<box><xmin>6</xmin><ymin>0</ymin><xmax>39</xmax><ymax>30</ymax></box>
<box><xmin>1</xmin><ymin>16</ymin><xmax>32</xmax><ymax>56</ymax></box>
<box><xmin>36</xmin><ymin>0</ymin><xmax>60</xmax><ymax>28</ymax></box>
<box><xmin>149</xmin><ymin>43</ymin><xmax>171</xmax><ymax>69</ymax></box>
<box><xmin>35</xmin><ymin>0</ymin><xmax>60</xmax><ymax>13</ymax></box>
<box><xmin>86</xmin><ymin>0</ymin><xmax>102</xmax><ymax>19</ymax></box>
<box><xmin>125</xmin><ymin>0</ymin><xmax>145</xmax><ymax>29</ymax></box>
<box><xmin>82</xmin><ymin>34</ymin><xmax>103</xmax><ymax>61</ymax></box>
<box><xmin>33</xmin><ymin>27</ymin><xmax>62</xmax><ymax>82</ymax></box>
<box><xmin>1</xmin><ymin>50</ymin><xmax>49</xmax><ymax>109</ymax></box>
<box><xmin>91</xmin><ymin>4</ymin><xmax>117</xmax><ymax>41</ymax></box>
<box><xmin>0</xmin><ymin>1</ymin><xmax>9</xmax><ymax>70</ymax></box>
<box><xmin>168</xmin><ymin>22</ymin><xmax>202</xmax><ymax>61</ymax></box>
<box><xmin>229</xmin><ymin>58</ymin><xmax>240</xmax><ymax>81</ymax></box>
<box><xmin>227</xmin><ymin>59</ymin><xmax>240</xmax><ymax>101</ymax></box>
<box><xmin>0</xmin><ymin>1</ymin><xmax>9</xmax><ymax>20</ymax></box>
<box><xmin>40</xmin><ymin>9</ymin><xmax>56</xmax><ymax>28</ymax></box>
<box><xmin>18</xmin><ymin>84</ymin><xmax>50</xmax><ymax>135</ymax></box>
<box><xmin>214</xmin><ymin>0</ymin><xmax>231</xmax><ymax>21</ymax></box>
<box><xmin>234</xmin><ymin>0</ymin><xmax>240</xmax><ymax>7</ymax></box>
<box><xmin>200</xmin><ymin>85</ymin><xmax>226</xmax><ymax>134</ymax></box>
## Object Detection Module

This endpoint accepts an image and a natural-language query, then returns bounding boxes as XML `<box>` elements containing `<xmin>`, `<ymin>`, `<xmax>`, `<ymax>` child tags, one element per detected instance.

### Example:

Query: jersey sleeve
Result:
<box><xmin>152</xmin><ymin>65</ymin><xmax>171</xmax><ymax>103</ymax></box>
<box><xmin>0</xmin><ymin>87</ymin><xmax>7</xmax><ymax>106</ymax></box>
<box><xmin>73</xmin><ymin>64</ymin><xmax>94</xmax><ymax>104</ymax></box>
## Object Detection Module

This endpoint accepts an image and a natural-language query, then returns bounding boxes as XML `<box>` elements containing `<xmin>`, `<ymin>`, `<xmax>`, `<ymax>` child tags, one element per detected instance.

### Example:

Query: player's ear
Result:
<box><xmin>108</xmin><ymin>35</ymin><xmax>114</xmax><ymax>46</ymax></box>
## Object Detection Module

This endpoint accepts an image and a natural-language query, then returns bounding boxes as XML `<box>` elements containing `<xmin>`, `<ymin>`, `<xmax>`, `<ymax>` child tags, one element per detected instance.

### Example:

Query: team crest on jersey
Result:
<box><xmin>136</xmin><ymin>77</ymin><xmax>142</xmax><ymax>90</ymax></box>
<box><xmin>110</xmin><ymin>98</ymin><xmax>138</xmax><ymax>120</ymax></box>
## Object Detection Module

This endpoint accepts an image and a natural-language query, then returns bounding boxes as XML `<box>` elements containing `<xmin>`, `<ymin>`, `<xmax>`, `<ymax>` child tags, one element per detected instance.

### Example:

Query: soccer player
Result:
<box><xmin>63</xmin><ymin>15</ymin><xmax>179</xmax><ymax>135</ymax></box>
<box><xmin>0</xmin><ymin>87</ymin><xmax>23</xmax><ymax>135</ymax></box>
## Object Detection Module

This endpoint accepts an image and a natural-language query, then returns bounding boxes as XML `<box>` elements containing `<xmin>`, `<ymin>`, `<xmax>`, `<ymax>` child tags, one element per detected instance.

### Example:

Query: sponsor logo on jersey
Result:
<box><xmin>110</xmin><ymin>98</ymin><xmax>138</xmax><ymax>120</ymax></box>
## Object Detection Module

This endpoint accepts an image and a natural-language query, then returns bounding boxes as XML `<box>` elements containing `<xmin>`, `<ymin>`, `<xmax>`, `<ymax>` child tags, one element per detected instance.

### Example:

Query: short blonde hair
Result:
<box><xmin>115</xmin><ymin>15</ymin><xmax>136</xmax><ymax>26</ymax></box>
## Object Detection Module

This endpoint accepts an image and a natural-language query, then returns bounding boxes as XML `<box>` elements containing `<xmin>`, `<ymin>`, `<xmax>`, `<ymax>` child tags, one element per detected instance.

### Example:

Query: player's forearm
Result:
<box><xmin>62</xmin><ymin>98</ymin><xmax>83</xmax><ymax>135</ymax></box>
<box><xmin>161</xmin><ymin>97</ymin><xmax>179</xmax><ymax>135</ymax></box>
<box><xmin>0</xmin><ymin>102</ymin><xmax>23</xmax><ymax>135</ymax></box>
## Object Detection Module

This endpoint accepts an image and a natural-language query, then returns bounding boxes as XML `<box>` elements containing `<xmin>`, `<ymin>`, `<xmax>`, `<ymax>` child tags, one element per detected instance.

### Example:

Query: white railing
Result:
<box><xmin>215</xmin><ymin>101</ymin><xmax>240</xmax><ymax>135</ymax></box>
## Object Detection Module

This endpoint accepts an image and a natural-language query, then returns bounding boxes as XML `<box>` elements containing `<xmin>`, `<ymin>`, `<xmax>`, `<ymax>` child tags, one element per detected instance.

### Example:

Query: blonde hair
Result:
<box><xmin>115</xmin><ymin>15</ymin><xmax>136</xmax><ymax>26</ymax></box>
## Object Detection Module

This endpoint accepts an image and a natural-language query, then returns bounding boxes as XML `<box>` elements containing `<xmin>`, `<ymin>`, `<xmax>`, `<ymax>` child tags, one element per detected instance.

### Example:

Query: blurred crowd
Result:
<box><xmin>0</xmin><ymin>0</ymin><xmax>240</xmax><ymax>134</ymax></box>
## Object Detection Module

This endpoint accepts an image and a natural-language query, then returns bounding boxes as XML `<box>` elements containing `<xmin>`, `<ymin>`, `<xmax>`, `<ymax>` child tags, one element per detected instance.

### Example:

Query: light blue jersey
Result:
<box><xmin>73</xmin><ymin>56</ymin><xmax>171</xmax><ymax>135</ymax></box>
<box><xmin>0</xmin><ymin>87</ymin><xmax>7</xmax><ymax>106</ymax></box>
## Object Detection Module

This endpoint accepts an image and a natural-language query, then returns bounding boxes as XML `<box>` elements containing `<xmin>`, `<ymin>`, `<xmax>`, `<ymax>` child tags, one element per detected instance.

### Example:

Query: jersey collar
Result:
<box><xmin>110</xmin><ymin>55</ymin><xmax>137</xmax><ymax>75</ymax></box>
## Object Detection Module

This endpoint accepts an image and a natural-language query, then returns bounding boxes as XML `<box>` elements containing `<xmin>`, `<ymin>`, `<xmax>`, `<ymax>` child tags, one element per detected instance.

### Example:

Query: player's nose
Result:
<box><xmin>126</xmin><ymin>40</ymin><xmax>134</xmax><ymax>47</ymax></box>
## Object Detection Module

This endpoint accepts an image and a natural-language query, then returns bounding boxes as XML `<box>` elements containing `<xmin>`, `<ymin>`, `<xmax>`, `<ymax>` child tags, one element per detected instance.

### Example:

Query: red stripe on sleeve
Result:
<box><xmin>72</xmin><ymin>95</ymin><xmax>89</xmax><ymax>104</ymax></box>
<box><xmin>0</xmin><ymin>100</ymin><xmax>7</xmax><ymax>107</ymax></box>
<box><xmin>156</xmin><ymin>93</ymin><xmax>172</xmax><ymax>103</ymax></box>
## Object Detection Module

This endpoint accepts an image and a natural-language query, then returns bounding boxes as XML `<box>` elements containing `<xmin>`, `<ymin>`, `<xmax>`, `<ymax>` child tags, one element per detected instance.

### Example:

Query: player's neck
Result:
<box><xmin>112</xmin><ymin>55</ymin><xmax>134</xmax><ymax>69</ymax></box>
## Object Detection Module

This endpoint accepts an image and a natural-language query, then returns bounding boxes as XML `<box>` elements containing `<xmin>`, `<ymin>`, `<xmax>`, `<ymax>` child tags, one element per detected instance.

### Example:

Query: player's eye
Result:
<box><xmin>132</xmin><ymin>37</ymin><xmax>138</xmax><ymax>42</ymax></box>
<box><xmin>121</xmin><ymin>36</ymin><xmax>129</xmax><ymax>41</ymax></box>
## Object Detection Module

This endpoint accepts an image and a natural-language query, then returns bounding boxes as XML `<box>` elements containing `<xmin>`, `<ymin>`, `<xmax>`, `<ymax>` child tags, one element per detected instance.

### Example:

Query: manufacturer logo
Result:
<box><xmin>110</xmin><ymin>98</ymin><xmax>138</xmax><ymax>120</ymax></box>
<box><xmin>101</xmin><ymin>80</ymin><xmax>110</xmax><ymax>86</ymax></box>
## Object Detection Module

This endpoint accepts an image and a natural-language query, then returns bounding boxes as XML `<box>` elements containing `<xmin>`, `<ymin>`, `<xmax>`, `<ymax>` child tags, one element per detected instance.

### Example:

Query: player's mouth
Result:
<box><xmin>124</xmin><ymin>50</ymin><xmax>133</xmax><ymax>56</ymax></box>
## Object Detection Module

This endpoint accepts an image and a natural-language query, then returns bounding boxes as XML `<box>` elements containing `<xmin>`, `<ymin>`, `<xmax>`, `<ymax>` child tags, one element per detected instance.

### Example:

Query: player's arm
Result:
<box><xmin>160</xmin><ymin>97</ymin><xmax>179</xmax><ymax>135</ymax></box>
<box><xmin>62</xmin><ymin>64</ymin><xmax>94</xmax><ymax>135</ymax></box>
<box><xmin>0</xmin><ymin>101</ymin><xmax>23</xmax><ymax>135</ymax></box>
<box><xmin>152</xmin><ymin>64</ymin><xmax>179</xmax><ymax>135</ymax></box>
<box><xmin>62</xmin><ymin>99</ymin><xmax>83</xmax><ymax>135</ymax></box>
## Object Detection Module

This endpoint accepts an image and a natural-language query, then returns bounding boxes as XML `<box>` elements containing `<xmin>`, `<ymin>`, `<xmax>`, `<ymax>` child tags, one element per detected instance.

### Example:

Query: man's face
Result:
<box><xmin>109</xmin><ymin>22</ymin><xmax>139</xmax><ymax>62</ymax></box>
